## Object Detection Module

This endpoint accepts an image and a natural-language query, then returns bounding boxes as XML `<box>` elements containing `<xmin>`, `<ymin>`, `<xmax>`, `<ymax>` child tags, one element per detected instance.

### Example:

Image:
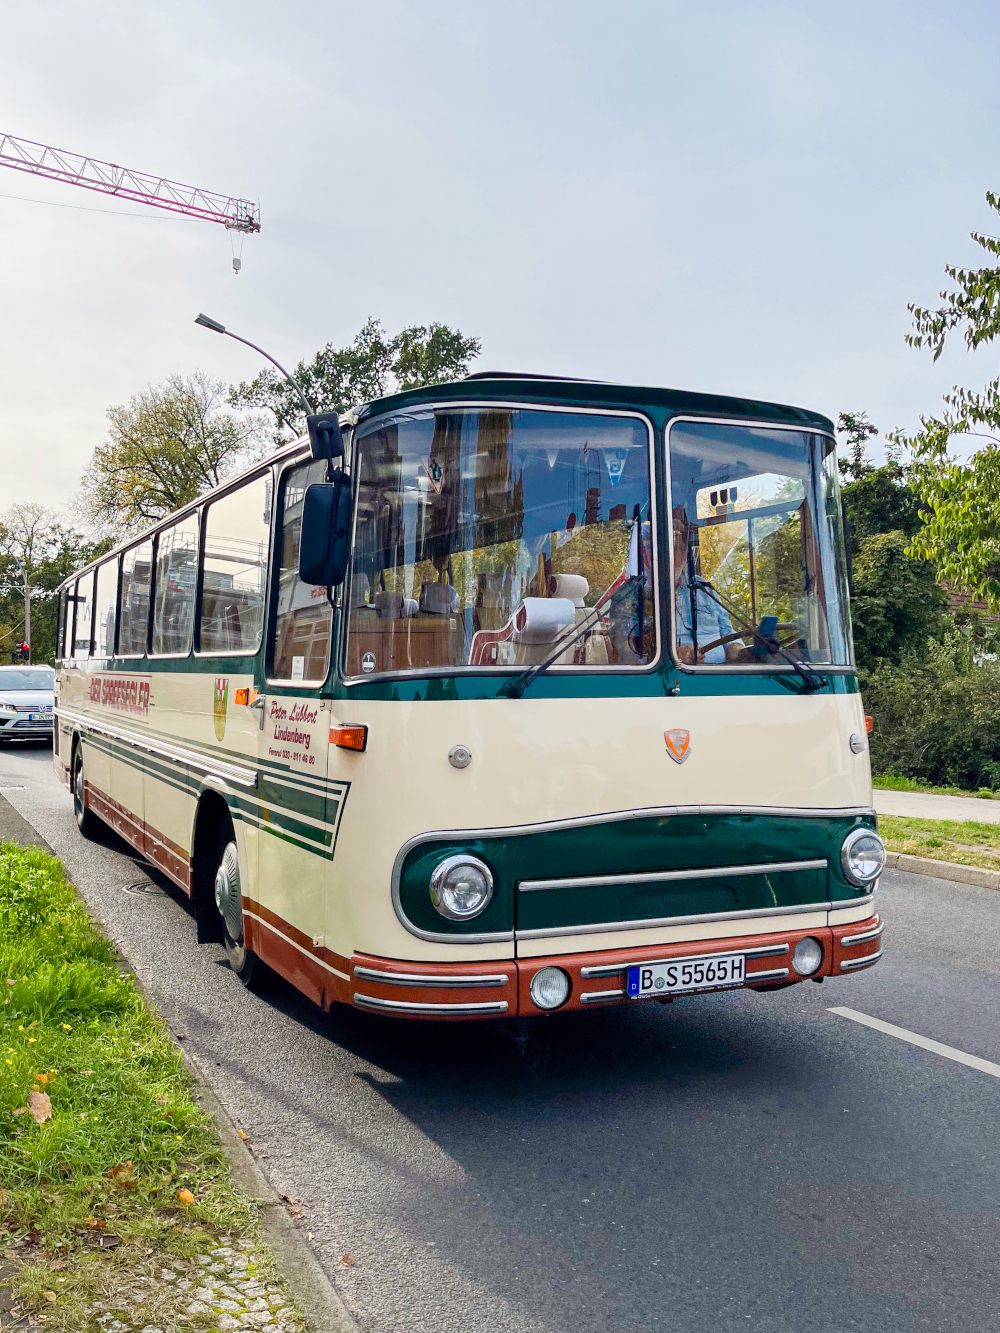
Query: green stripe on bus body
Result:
<box><xmin>397</xmin><ymin>809</ymin><xmax>878</xmax><ymax>937</ymax></box>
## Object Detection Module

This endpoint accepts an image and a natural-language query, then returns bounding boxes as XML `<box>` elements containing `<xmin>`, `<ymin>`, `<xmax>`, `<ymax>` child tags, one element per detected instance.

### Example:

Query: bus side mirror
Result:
<box><xmin>307</xmin><ymin>413</ymin><xmax>343</xmax><ymax>465</ymax></box>
<box><xmin>298</xmin><ymin>475</ymin><xmax>352</xmax><ymax>587</ymax></box>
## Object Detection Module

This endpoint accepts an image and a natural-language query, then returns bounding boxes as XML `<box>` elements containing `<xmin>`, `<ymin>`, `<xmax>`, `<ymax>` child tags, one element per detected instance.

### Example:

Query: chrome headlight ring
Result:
<box><xmin>840</xmin><ymin>827</ymin><xmax>887</xmax><ymax>887</ymax></box>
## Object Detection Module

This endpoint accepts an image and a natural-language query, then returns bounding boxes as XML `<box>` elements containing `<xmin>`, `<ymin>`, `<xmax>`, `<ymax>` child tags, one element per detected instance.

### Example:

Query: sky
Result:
<box><xmin>1</xmin><ymin>0</ymin><xmax>999</xmax><ymax>514</ymax></box>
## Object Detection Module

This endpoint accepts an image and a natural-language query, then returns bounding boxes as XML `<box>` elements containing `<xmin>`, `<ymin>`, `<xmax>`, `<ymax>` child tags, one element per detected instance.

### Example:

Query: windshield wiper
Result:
<box><xmin>691</xmin><ymin>576</ymin><xmax>828</xmax><ymax>695</ymax></box>
<box><xmin>499</xmin><ymin>575</ymin><xmax>644</xmax><ymax>699</ymax></box>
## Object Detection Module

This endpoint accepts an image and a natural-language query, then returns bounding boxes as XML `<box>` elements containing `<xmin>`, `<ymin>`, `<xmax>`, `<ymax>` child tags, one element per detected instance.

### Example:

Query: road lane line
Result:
<box><xmin>828</xmin><ymin>1006</ymin><xmax>1000</xmax><ymax>1079</ymax></box>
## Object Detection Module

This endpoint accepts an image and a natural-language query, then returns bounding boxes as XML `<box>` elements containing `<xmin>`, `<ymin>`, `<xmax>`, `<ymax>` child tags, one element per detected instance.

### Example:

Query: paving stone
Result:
<box><xmin>216</xmin><ymin>1298</ymin><xmax>243</xmax><ymax>1312</ymax></box>
<box><xmin>186</xmin><ymin>1300</ymin><xmax>211</xmax><ymax>1315</ymax></box>
<box><xmin>240</xmin><ymin>1312</ymin><xmax>273</xmax><ymax>1327</ymax></box>
<box><xmin>246</xmin><ymin>1297</ymin><xmax>270</xmax><ymax>1311</ymax></box>
<box><xmin>217</xmin><ymin>1317</ymin><xmax>241</xmax><ymax>1331</ymax></box>
<box><xmin>211</xmin><ymin>1247</ymin><xmax>236</xmax><ymax>1258</ymax></box>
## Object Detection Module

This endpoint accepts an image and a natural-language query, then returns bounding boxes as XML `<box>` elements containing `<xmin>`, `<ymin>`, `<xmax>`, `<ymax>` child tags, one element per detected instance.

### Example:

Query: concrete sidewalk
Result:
<box><xmin>874</xmin><ymin>787</ymin><xmax>1000</xmax><ymax>824</ymax></box>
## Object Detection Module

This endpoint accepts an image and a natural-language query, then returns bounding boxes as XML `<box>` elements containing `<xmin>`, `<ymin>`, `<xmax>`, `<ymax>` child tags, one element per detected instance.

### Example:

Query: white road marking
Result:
<box><xmin>829</xmin><ymin>1006</ymin><xmax>1000</xmax><ymax>1079</ymax></box>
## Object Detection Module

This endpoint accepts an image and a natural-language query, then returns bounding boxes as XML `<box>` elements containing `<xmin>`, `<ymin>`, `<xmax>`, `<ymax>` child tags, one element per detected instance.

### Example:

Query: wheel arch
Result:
<box><xmin>190</xmin><ymin>785</ymin><xmax>240</xmax><ymax>944</ymax></box>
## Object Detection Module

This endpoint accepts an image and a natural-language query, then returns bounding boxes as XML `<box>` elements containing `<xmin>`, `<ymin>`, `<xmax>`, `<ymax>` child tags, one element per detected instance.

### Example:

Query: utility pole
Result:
<box><xmin>23</xmin><ymin>581</ymin><xmax>29</xmax><ymax>661</ymax></box>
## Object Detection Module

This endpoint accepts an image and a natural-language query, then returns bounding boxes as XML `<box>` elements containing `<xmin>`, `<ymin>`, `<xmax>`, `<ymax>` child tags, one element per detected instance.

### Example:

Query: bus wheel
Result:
<box><xmin>72</xmin><ymin>746</ymin><xmax>99</xmax><ymax>840</ymax></box>
<box><xmin>214</xmin><ymin>836</ymin><xmax>263</xmax><ymax>988</ymax></box>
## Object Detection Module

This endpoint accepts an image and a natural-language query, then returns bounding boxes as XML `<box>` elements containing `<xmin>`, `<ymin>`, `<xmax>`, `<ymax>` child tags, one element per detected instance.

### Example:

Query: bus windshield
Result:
<box><xmin>668</xmin><ymin>421</ymin><xmax>853</xmax><ymax>668</ymax></box>
<box><xmin>345</xmin><ymin>406</ymin><xmax>656</xmax><ymax>677</ymax></box>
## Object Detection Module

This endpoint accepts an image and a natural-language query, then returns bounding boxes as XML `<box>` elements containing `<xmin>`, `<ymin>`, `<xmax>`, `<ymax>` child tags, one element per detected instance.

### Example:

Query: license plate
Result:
<box><xmin>28</xmin><ymin>714</ymin><xmax>49</xmax><ymax>722</ymax></box>
<box><xmin>627</xmin><ymin>951</ymin><xmax>746</xmax><ymax>998</ymax></box>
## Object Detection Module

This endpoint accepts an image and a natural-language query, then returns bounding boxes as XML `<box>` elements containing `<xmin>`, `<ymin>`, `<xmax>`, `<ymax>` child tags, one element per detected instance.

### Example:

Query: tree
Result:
<box><xmin>837</xmin><ymin>410</ymin><xmax>879</xmax><ymax>482</ymax></box>
<box><xmin>78</xmin><ymin>372</ymin><xmax>268</xmax><ymax>534</ymax></box>
<box><xmin>229</xmin><ymin>317</ymin><xmax>482</xmax><ymax>441</ymax></box>
<box><xmin>0</xmin><ymin>505</ymin><xmax>108</xmax><ymax>663</ymax></box>
<box><xmin>896</xmin><ymin>191</ymin><xmax>1000</xmax><ymax>606</ymax></box>
<box><xmin>837</xmin><ymin>414</ymin><xmax>923</xmax><ymax>556</ymax></box>
<box><xmin>849</xmin><ymin>532</ymin><xmax>947</xmax><ymax>673</ymax></box>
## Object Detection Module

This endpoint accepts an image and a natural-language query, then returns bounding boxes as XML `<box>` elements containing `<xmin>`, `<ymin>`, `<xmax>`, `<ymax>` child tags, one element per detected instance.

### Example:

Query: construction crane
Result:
<box><xmin>0</xmin><ymin>131</ymin><xmax>259</xmax><ymax>268</ymax></box>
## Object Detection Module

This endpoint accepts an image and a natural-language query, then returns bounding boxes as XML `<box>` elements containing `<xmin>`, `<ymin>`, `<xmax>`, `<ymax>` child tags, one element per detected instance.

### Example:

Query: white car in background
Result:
<box><xmin>0</xmin><ymin>665</ymin><xmax>55</xmax><ymax>744</ymax></box>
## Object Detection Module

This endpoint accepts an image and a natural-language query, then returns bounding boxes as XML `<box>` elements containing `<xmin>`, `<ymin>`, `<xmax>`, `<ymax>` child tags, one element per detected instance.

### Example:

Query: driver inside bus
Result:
<box><xmin>672</xmin><ymin>506</ymin><xmax>749</xmax><ymax>664</ymax></box>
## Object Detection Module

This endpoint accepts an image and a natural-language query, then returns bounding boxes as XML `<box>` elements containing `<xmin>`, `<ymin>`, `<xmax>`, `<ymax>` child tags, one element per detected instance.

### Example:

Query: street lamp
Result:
<box><xmin>194</xmin><ymin>313</ymin><xmax>314</xmax><ymax>417</ymax></box>
<box><xmin>194</xmin><ymin>315</ymin><xmax>343</xmax><ymax>470</ymax></box>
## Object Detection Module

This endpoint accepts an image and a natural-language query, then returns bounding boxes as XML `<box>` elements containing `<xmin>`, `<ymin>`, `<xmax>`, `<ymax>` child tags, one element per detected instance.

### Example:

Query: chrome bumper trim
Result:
<box><xmin>746</xmin><ymin>967</ymin><xmax>790</xmax><ymax>982</ymax></box>
<box><xmin>839</xmin><ymin>944</ymin><xmax>884</xmax><ymax>972</ymax></box>
<box><xmin>580</xmin><ymin>989</ymin><xmax>625</xmax><ymax>1004</ymax></box>
<box><xmin>353</xmin><ymin>966</ymin><xmax>509</xmax><ymax>989</ymax></box>
<box><xmin>841</xmin><ymin>920</ymin><xmax>884</xmax><ymax>948</ymax></box>
<box><xmin>520</xmin><ymin>859</ymin><xmax>828</xmax><ymax>893</ymax></box>
<box><xmin>353</xmin><ymin>993</ymin><xmax>509</xmax><ymax>1015</ymax></box>
<box><xmin>580</xmin><ymin>941</ymin><xmax>790</xmax><ymax>979</ymax></box>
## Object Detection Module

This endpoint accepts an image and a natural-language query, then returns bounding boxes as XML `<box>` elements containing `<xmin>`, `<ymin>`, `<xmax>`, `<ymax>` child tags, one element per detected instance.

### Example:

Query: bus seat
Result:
<box><xmin>420</xmin><ymin>582</ymin><xmax>461</xmax><ymax>615</ymax></box>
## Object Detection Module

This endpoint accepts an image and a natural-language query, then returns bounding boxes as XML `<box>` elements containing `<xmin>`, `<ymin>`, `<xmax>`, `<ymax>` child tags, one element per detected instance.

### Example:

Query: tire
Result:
<box><xmin>213</xmin><ymin>831</ymin><xmax>265</xmax><ymax>989</ymax></box>
<box><xmin>72</xmin><ymin>745</ymin><xmax>100</xmax><ymax>840</ymax></box>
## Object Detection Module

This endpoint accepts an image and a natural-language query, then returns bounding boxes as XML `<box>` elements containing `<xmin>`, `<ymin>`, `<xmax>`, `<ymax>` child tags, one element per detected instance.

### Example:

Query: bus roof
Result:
<box><xmin>58</xmin><ymin>375</ymin><xmax>834</xmax><ymax>592</ymax></box>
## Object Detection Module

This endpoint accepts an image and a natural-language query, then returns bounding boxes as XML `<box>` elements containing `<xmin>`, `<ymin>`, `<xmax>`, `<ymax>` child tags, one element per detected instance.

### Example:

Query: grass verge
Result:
<box><xmin>873</xmin><ymin>773</ymin><xmax>1000</xmax><ymax>801</ymax></box>
<box><xmin>0</xmin><ymin>840</ymin><xmax>303</xmax><ymax>1332</ymax></box>
<box><xmin>878</xmin><ymin>814</ymin><xmax>1000</xmax><ymax>871</ymax></box>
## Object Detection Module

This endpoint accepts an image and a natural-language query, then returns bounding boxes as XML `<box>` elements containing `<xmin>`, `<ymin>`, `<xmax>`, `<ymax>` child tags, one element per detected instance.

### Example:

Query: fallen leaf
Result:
<box><xmin>12</xmin><ymin>1106</ymin><xmax>27</xmax><ymax>1116</ymax></box>
<box><xmin>0</xmin><ymin>1187</ymin><xmax>7</xmax><ymax>1208</ymax></box>
<box><xmin>287</xmin><ymin>1205</ymin><xmax>304</xmax><ymax>1218</ymax></box>
<box><xmin>341</xmin><ymin>1253</ymin><xmax>356</xmax><ymax>1267</ymax></box>
<box><xmin>44</xmin><ymin>1291</ymin><xmax>56</xmax><ymax>1302</ymax></box>
<box><xmin>155</xmin><ymin>1094</ymin><xmax>169</xmax><ymax>1105</ymax></box>
<box><xmin>48</xmin><ymin>1260</ymin><xmax>66</xmax><ymax>1271</ymax></box>
<box><xmin>82</xmin><ymin>1071</ymin><xmax>95</xmax><ymax>1076</ymax></box>
<box><xmin>6</xmin><ymin>978</ymin><xmax>14</xmax><ymax>985</ymax></box>
<box><xmin>236</xmin><ymin>1129</ymin><xmax>248</xmax><ymax>1140</ymax></box>
<box><xmin>28</xmin><ymin>1090</ymin><xmax>52</xmax><ymax>1124</ymax></box>
<box><xmin>84</xmin><ymin>1217</ymin><xmax>106</xmax><ymax>1231</ymax></box>
<box><xmin>176</xmin><ymin>1189</ymin><xmax>194</xmax><ymax>1207</ymax></box>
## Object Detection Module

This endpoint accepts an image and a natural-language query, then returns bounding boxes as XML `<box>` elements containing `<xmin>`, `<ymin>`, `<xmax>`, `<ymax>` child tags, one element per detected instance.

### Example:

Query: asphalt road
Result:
<box><xmin>2</xmin><ymin>740</ymin><xmax>999</xmax><ymax>1333</ymax></box>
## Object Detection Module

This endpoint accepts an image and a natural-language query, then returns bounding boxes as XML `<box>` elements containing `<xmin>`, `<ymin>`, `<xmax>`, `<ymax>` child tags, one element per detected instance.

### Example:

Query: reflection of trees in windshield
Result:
<box><xmin>346</xmin><ymin>408</ymin><xmax>654</xmax><ymax>675</ymax></box>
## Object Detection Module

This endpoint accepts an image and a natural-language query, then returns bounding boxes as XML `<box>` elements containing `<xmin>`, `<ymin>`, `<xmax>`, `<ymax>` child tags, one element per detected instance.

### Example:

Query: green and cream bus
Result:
<box><xmin>54</xmin><ymin>374</ymin><xmax>885</xmax><ymax>1022</ymax></box>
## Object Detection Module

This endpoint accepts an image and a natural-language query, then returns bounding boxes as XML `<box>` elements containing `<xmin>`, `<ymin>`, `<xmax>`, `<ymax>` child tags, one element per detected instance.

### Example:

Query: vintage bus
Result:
<box><xmin>54</xmin><ymin>375</ymin><xmax>884</xmax><ymax>1024</ymax></box>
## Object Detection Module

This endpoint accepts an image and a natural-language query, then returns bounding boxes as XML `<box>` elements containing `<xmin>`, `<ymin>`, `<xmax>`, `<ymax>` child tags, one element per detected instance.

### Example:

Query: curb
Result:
<box><xmin>884</xmin><ymin>849</ymin><xmax>1000</xmax><ymax>892</ymax></box>
<box><xmin>0</xmin><ymin>792</ymin><xmax>360</xmax><ymax>1333</ymax></box>
<box><xmin>181</xmin><ymin>1046</ymin><xmax>361</xmax><ymax>1333</ymax></box>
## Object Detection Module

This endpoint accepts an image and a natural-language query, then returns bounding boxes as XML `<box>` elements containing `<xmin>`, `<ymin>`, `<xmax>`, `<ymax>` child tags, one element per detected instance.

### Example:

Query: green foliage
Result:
<box><xmin>866</xmin><ymin>628</ymin><xmax>1000</xmax><ymax>790</ymax></box>
<box><xmin>78</xmin><ymin>371</ymin><xmax>268</xmax><ymax>534</ymax></box>
<box><xmin>850</xmin><ymin>532</ymin><xmax>947</xmax><ymax>672</ymax></box>
<box><xmin>230</xmin><ymin>316</ymin><xmax>481</xmax><ymax>440</ymax></box>
<box><xmin>0</xmin><ymin>504</ymin><xmax>110</xmax><ymax>664</ymax></box>
<box><xmin>836</xmin><ymin>411</ymin><xmax>879</xmax><ymax>481</ymax></box>
<box><xmin>896</xmin><ymin>191</ymin><xmax>1000</xmax><ymax>607</ymax></box>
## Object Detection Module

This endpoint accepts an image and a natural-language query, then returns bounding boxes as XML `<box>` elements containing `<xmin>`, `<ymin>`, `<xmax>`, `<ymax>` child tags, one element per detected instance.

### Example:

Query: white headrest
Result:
<box><xmin>512</xmin><ymin>597</ymin><xmax>576</xmax><ymax>644</ymax></box>
<box><xmin>551</xmin><ymin>574</ymin><xmax>589</xmax><ymax>608</ymax></box>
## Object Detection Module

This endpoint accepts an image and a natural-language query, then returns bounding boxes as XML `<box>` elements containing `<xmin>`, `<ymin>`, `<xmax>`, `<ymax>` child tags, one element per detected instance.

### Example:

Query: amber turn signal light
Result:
<box><xmin>234</xmin><ymin>688</ymin><xmax>258</xmax><ymax>706</ymax></box>
<box><xmin>864</xmin><ymin>715</ymin><xmax>873</xmax><ymax>734</ymax></box>
<box><xmin>331</xmin><ymin>725</ymin><xmax>368</xmax><ymax>752</ymax></box>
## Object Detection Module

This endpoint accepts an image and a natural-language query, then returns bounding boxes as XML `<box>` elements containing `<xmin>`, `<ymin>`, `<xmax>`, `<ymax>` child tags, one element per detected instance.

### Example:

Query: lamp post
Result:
<box><xmin>194</xmin><ymin>314</ymin><xmax>314</xmax><ymax>418</ymax></box>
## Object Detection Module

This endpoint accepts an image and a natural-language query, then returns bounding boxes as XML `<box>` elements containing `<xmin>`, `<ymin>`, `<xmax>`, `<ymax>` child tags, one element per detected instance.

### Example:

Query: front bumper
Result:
<box><xmin>350</xmin><ymin>913</ymin><xmax>884</xmax><ymax>1019</ymax></box>
<box><xmin>0</xmin><ymin>715</ymin><xmax>53</xmax><ymax>739</ymax></box>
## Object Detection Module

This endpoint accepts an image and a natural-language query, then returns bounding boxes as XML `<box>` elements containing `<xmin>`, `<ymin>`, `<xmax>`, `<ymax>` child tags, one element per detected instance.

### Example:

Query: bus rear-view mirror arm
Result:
<box><xmin>298</xmin><ymin>473</ymin><xmax>353</xmax><ymax>589</ymax></box>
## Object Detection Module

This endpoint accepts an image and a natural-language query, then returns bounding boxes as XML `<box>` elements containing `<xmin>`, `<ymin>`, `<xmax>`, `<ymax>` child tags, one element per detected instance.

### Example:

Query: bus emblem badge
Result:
<box><xmin>664</xmin><ymin>729</ymin><xmax>691</xmax><ymax>764</ymax></box>
<box><xmin>214</xmin><ymin>677</ymin><xmax>229</xmax><ymax>741</ymax></box>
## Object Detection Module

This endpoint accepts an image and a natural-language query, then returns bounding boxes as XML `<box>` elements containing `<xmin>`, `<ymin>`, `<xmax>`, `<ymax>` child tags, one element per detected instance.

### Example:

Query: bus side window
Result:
<box><xmin>73</xmin><ymin>573</ymin><xmax>95</xmax><ymax>661</ymax></box>
<box><xmin>270</xmin><ymin>460</ymin><xmax>335</xmax><ymax>682</ymax></box>
<box><xmin>57</xmin><ymin>591</ymin><xmax>69</xmax><ymax>661</ymax></box>
<box><xmin>152</xmin><ymin>517</ymin><xmax>199</xmax><ymax>656</ymax></box>
<box><xmin>201</xmin><ymin>475</ymin><xmax>271</xmax><ymax>654</ymax></box>
<box><xmin>120</xmin><ymin>541</ymin><xmax>153</xmax><ymax>657</ymax></box>
<box><xmin>94</xmin><ymin>558</ymin><xmax>119</xmax><ymax>659</ymax></box>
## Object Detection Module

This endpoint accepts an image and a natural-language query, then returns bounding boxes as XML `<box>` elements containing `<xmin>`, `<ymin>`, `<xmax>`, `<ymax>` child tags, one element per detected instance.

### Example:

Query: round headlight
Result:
<box><xmin>529</xmin><ymin>967</ymin><xmax>570</xmax><ymax>1011</ymax></box>
<box><xmin>792</xmin><ymin>936</ymin><xmax>823</xmax><ymax>976</ymax></box>
<box><xmin>429</xmin><ymin>855</ymin><xmax>494</xmax><ymax>921</ymax></box>
<box><xmin>841</xmin><ymin>828</ymin><xmax>886</xmax><ymax>886</ymax></box>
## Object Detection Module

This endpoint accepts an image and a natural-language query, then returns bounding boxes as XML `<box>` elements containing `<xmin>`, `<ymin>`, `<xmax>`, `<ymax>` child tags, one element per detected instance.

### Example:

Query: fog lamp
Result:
<box><xmin>792</xmin><ymin>936</ymin><xmax>823</xmax><ymax>976</ymax></box>
<box><xmin>529</xmin><ymin>967</ymin><xmax>570</xmax><ymax>1011</ymax></box>
<box><xmin>840</xmin><ymin>828</ymin><xmax>886</xmax><ymax>886</ymax></box>
<box><xmin>429</xmin><ymin>855</ymin><xmax>493</xmax><ymax>921</ymax></box>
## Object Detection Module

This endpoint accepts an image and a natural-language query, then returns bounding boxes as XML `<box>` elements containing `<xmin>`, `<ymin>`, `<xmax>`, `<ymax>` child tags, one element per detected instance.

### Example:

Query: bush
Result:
<box><xmin>866</xmin><ymin>627</ymin><xmax>1000</xmax><ymax>790</ymax></box>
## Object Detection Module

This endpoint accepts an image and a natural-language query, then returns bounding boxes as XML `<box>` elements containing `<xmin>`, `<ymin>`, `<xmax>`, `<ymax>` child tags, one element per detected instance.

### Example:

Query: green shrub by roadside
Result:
<box><xmin>0</xmin><ymin>841</ymin><xmax>303</xmax><ymax>1332</ymax></box>
<box><xmin>873</xmin><ymin>773</ymin><xmax>1000</xmax><ymax>800</ymax></box>
<box><xmin>865</xmin><ymin>628</ymin><xmax>1000</xmax><ymax>792</ymax></box>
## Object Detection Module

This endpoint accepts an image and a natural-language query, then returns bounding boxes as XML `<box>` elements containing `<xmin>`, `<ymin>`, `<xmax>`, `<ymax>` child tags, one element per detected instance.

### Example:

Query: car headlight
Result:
<box><xmin>0</xmin><ymin>705</ymin><xmax>16</xmax><ymax>716</ymax></box>
<box><xmin>529</xmin><ymin>967</ymin><xmax>570</xmax><ymax>1010</ymax></box>
<box><xmin>840</xmin><ymin>828</ymin><xmax>886</xmax><ymax>886</ymax></box>
<box><xmin>429</xmin><ymin>855</ymin><xmax>494</xmax><ymax>921</ymax></box>
<box><xmin>792</xmin><ymin>936</ymin><xmax>823</xmax><ymax>976</ymax></box>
